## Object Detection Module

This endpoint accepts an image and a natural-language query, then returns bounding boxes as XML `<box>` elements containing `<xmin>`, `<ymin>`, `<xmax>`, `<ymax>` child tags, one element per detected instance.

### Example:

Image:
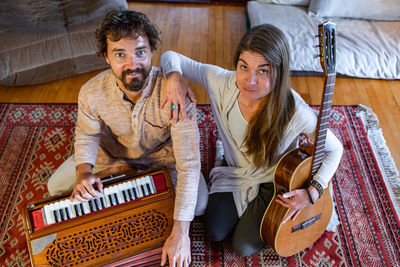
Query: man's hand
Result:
<box><xmin>161</xmin><ymin>72</ymin><xmax>196</xmax><ymax>123</ymax></box>
<box><xmin>276</xmin><ymin>186</ymin><xmax>319</xmax><ymax>224</ymax></box>
<box><xmin>161</xmin><ymin>220</ymin><xmax>191</xmax><ymax>267</ymax></box>
<box><xmin>70</xmin><ymin>163</ymin><xmax>103</xmax><ymax>202</ymax></box>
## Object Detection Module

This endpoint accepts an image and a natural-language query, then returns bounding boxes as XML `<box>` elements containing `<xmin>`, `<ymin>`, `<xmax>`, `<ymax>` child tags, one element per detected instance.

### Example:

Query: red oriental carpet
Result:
<box><xmin>0</xmin><ymin>104</ymin><xmax>399</xmax><ymax>266</ymax></box>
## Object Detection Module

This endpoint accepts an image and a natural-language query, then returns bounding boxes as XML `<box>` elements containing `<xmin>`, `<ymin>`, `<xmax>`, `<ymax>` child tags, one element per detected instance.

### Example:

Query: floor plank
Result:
<box><xmin>0</xmin><ymin>2</ymin><xmax>399</xmax><ymax>173</ymax></box>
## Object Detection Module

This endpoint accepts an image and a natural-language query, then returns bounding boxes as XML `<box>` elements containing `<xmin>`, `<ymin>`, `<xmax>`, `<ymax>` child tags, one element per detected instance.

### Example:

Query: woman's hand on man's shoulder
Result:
<box><xmin>161</xmin><ymin>72</ymin><xmax>196</xmax><ymax>123</ymax></box>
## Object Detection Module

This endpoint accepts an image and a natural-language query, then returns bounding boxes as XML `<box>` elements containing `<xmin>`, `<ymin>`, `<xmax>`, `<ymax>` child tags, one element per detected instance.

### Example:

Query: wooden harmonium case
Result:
<box><xmin>22</xmin><ymin>168</ymin><xmax>175</xmax><ymax>266</ymax></box>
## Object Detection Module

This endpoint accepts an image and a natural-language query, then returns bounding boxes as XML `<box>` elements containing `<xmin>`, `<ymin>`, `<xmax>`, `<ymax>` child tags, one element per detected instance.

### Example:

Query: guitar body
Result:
<box><xmin>260</xmin><ymin>21</ymin><xmax>337</xmax><ymax>257</ymax></box>
<box><xmin>260</xmin><ymin>148</ymin><xmax>333</xmax><ymax>257</ymax></box>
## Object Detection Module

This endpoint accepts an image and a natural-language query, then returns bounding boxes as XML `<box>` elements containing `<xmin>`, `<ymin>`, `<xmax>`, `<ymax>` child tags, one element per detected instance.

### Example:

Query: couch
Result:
<box><xmin>246</xmin><ymin>0</ymin><xmax>400</xmax><ymax>79</ymax></box>
<box><xmin>0</xmin><ymin>0</ymin><xmax>128</xmax><ymax>86</ymax></box>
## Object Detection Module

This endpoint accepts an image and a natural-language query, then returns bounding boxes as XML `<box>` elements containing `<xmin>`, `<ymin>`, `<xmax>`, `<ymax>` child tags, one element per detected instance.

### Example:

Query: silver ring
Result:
<box><xmin>171</xmin><ymin>104</ymin><xmax>176</xmax><ymax>110</ymax></box>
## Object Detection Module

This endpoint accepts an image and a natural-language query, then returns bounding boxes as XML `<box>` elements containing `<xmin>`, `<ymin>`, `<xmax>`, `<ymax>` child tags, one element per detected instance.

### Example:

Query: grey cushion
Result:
<box><xmin>0</xmin><ymin>0</ymin><xmax>128</xmax><ymax>86</ymax></box>
<box><xmin>308</xmin><ymin>0</ymin><xmax>400</xmax><ymax>21</ymax></box>
<box><xmin>246</xmin><ymin>1</ymin><xmax>400</xmax><ymax>79</ymax></box>
<box><xmin>256</xmin><ymin>0</ymin><xmax>309</xmax><ymax>6</ymax></box>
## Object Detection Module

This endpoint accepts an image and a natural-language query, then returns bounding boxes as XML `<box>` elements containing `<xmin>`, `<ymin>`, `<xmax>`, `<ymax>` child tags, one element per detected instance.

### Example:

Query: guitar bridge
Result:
<box><xmin>291</xmin><ymin>213</ymin><xmax>322</xmax><ymax>233</ymax></box>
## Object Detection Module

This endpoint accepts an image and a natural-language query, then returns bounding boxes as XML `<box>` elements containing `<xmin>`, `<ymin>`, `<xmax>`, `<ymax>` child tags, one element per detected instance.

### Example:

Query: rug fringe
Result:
<box><xmin>357</xmin><ymin>104</ymin><xmax>400</xmax><ymax>217</ymax></box>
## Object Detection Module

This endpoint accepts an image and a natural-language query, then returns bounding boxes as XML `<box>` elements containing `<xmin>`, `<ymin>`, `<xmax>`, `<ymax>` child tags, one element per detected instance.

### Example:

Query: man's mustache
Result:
<box><xmin>123</xmin><ymin>68</ymin><xmax>145</xmax><ymax>76</ymax></box>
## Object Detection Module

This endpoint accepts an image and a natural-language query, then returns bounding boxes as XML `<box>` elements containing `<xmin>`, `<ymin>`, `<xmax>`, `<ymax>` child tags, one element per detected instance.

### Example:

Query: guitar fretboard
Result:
<box><xmin>311</xmin><ymin>73</ymin><xmax>336</xmax><ymax>176</ymax></box>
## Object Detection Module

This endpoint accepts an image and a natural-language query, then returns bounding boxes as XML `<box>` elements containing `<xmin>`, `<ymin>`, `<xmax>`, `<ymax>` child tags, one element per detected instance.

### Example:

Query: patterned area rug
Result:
<box><xmin>0</xmin><ymin>104</ymin><xmax>399</xmax><ymax>266</ymax></box>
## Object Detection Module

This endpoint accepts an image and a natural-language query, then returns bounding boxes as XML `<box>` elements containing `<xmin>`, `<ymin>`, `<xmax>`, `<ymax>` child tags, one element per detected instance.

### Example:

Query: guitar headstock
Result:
<box><xmin>317</xmin><ymin>21</ymin><xmax>336</xmax><ymax>75</ymax></box>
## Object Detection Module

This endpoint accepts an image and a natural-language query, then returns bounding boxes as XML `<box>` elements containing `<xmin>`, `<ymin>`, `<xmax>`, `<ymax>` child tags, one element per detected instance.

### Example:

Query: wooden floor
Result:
<box><xmin>0</xmin><ymin>2</ymin><xmax>399</xmax><ymax>172</ymax></box>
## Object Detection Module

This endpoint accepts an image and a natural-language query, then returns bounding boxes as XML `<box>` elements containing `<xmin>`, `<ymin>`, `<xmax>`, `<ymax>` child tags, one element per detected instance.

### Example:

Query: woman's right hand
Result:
<box><xmin>161</xmin><ymin>72</ymin><xmax>196</xmax><ymax>123</ymax></box>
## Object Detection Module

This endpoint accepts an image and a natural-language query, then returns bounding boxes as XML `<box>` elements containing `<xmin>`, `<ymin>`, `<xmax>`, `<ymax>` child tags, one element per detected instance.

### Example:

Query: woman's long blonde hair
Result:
<box><xmin>233</xmin><ymin>24</ymin><xmax>295</xmax><ymax>168</ymax></box>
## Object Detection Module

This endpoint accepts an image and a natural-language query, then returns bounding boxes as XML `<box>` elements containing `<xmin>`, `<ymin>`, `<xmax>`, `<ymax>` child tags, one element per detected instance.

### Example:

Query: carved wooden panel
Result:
<box><xmin>45</xmin><ymin>209</ymin><xmax>168</xmax><ymax>266</ymax></box>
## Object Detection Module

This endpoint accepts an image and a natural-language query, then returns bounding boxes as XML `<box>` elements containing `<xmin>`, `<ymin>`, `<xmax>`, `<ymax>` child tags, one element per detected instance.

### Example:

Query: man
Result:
<box><xmin>47</xmin><ymin>9</ymin><xmax>208</xmax><ymax>267</ymax></box>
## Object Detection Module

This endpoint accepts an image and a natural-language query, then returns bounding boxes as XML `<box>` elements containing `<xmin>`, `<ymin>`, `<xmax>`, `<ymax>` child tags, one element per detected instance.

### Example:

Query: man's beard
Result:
<box><xmin>120</xmin><ymin>67</ymin><xmax>151</xmax><ymax>92</ymax></box>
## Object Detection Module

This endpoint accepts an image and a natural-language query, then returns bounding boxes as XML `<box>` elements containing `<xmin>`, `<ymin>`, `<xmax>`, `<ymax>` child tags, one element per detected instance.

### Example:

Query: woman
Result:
<box><xmin>160</xmin><ymin>24</ymin><xmax>343</xmax><ymax>256</ymax></box>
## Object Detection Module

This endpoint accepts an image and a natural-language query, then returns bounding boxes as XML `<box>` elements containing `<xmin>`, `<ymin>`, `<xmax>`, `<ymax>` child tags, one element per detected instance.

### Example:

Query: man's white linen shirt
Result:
<box><xmin>74</xmin><ymin>66</ymin><xmax>201</xmax><ymax>221</ymax></box>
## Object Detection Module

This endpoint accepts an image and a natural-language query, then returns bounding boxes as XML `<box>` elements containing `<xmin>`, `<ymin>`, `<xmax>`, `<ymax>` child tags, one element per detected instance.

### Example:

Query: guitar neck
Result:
<box><xmin>310</xmin><ymin>73</ymin><xmax>336</xmax><ymax>176</ymax></box>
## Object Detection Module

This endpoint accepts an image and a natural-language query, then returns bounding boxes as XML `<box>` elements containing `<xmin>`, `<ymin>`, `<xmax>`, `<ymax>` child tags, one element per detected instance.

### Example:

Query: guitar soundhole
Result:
<box><xmin>291</xmin><ymin>213</ymin><xmax>322</xmax><ymax>233</ymax></box>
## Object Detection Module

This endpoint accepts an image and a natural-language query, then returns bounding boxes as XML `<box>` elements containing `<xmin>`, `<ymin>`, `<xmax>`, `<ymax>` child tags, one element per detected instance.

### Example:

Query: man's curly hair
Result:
<box><xmin>96</xmin><ymin>9</ymin><xmax>161</xmax><ymax>57</ymax></box>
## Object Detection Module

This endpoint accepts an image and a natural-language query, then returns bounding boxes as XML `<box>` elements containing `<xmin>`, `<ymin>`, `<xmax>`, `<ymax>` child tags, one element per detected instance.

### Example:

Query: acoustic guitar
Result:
<box><xmin>260</xmin><ymin>21</ymin><xmax>337</xmax><ymax>257</ymax></box>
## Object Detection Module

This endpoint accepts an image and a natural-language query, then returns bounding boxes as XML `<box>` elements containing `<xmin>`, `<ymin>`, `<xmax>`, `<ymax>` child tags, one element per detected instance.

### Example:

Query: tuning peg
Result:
<box><xmin>315</xmin><ymin>54</ymin><xmax>323</xmax><ymax>58</ymax></box>
<box><xmin>314</xmin><ymin>44</ymin><xmax>323</xmax><ymax>48</ymax></box>
<box><xmin>315</xmin><ymin>33</ymin><xmax>323</xmax><ymax>38</ymax></box>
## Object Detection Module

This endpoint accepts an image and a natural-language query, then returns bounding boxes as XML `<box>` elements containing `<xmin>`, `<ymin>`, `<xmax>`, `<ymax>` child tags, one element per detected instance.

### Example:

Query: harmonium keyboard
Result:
<box><xmin>22</xmin><ymin>168</ymin><xmax>175</xmax><ymax>266</ymax></box>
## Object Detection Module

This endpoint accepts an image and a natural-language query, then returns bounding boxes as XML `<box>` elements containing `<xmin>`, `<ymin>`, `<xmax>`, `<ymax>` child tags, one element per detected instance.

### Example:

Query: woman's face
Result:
<box><xmin>236</xmin><ymin>51</ymin><xmax>273</xmax><ymax>102</ymax></box>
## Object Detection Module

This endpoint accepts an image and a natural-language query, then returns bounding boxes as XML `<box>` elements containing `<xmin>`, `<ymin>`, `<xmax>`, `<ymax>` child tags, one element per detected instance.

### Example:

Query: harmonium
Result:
<box><xmin>22</xmin><ymin>168</ymin><xmax>175</xmax><ymax>266</ymax></box>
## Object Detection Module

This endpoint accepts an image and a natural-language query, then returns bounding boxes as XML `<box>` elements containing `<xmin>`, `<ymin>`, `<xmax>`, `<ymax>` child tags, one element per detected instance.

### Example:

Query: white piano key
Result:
<box><xmin>82</xmin><ymin>202</ymin><xmax>90</xmax><ymax>214</ymax></box>
<box><xmin>134</xmin><ymin>179</ymin><xmax>141</xmax><ymax>198</ymax></box>
<box><xmin>145</xmin><ymin>176</ymin><xmax>155</xmax><ymax>194</ymax></box>
<box><xmin>67</xmin><ymin>199</ymin><xmax>77</xmax><ymax>218</ymax></box>
<box><xmin>43</xmin><ymin>204</ymin><xmax>53</xmax><ymax>225</ymax></box>
<box><xmin>117</xmin><ymin>183</ymin><xmax>127</xmax><ymax>203</ymax></box>
<box><xmin>53</xmin><ymin>202</ymin><xmax>60</xmax><ymax>223</ymax></box>
<box><xmin>60</xmin><ymin>201</ymin><xmax>68</xmax><ymax>221</ymax></box>
<box><xmin>96</xmin><ymin>191</ymin><xmax>104</xmax><ymax>207</ymax></box>
<box><xmin>59</xmin><ymin>200</ymin><xmax>68</xmax><ymax>220</ymax></box>
<box><xmin>124</xmin><ymin>182</ymin><xmax>132</xmax><ymax>201</ymax></box>
<box><xmin>110</xmin><ymin>186</ymin><xmax>118</xmax><ymax>205</ymax></box>
<box><xmin>63</xmin><ymin>200</ymin><xmax>71</xmax><ymax>220</ymax></box>
<box><xmin>120</xmin><ymin>182</ymin><xmax>128</xmax><ymax>201</ymax></box>
<box><xmin>99</xmin><ymin>195</ymin><xmax>107</xmax><ymax>209</ymax></box>
<box><xmin>91</xmin><ymin>190</ymin><xmax>102</xmax><ymax>211</ymax></box>
<box><xmin>53</xmin><ymin>202</ymin><xmax>61</xmax><ymax>222</ymax></box>
<box><xmin>128</xmin><ymin>181</ymin><xmax>137</xmax><ymax>199</ymax></box>
<box><xmin>126</xmin><ymin>182</ymin><xmax>133</xmax><ymax>198</ymax></box>
<box><xmin>148</xmin><ymin>175</ymin><xmax>156</xmax><ymax>194</ymax></box>
<box><xmin>135</xmin><ymin>179</ymin><xmax>144</xmax><ymax>197</ymax></box>
<box><xmin>109</xmin><ymin>186</ymin><xmax>116</xmax><ymax>205</ymax></box>
<box><xmin>93</xmin><ymin>197</ymin><xmax>101</xmax><ymax>211</ymax></box>
<box><xmin>70</xmin><ymin>200</ymin><xmax>81</xmax><ymax>217</ymax></box>
<box><xmin>104</xmin><ymin>188</ymin><xmax>112</xmax><ymax>207</ymax></box>
<box><xmin>48</xmin><ymin>203</ymin><xmax>57</xmax><ymax>224</ymax></box>
<box><xmin>114</xmin><ymin>185</ymin><xmax>122</xmax><ymax>204</ymax></box>
<box><xmin>140</xmin><ymin>177</ymin><xmax>149</xmax><ymax>196</ymax></box>
<box><xmin>41</xmin><ymin>207</ymin><xmax>48</xmax><ymax>226</ymax></box>
<box><xmin>89</xmin><ymin>198</ymin><xmax>97</xmax><ymax>212</ymax></box>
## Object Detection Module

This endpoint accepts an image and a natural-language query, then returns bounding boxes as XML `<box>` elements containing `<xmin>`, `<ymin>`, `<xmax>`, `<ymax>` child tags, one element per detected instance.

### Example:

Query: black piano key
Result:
<box><xmin>59</xmin><ymin>209</ymin><xmax>65</xmax><ymax>221</ymax></box>
<box><xmin>88</xmin><ymin>200</ymin><xmax>95</xmax><ymax>212</ymax></box>
<box><xmin>94</xmin><ymin>198</ymin><xmax>100</xmax><ymax>210</ymax></box>
<box><xmin>141</xmin><ymin>185</ymin><xmax>147</xmax><ymax>195</ymax></box>
<box><xmin>128</xmin><ymin>188</ymin><xmax>134</xmax><ymax>200</ymax></box>
<box><xmin>113</xmin><ymin>193</ymin><xmax>120</xmax><ymax>204</ymax></box>
<box><xmin>74</xmin><ymin>205</ymin><xmax>80</xmax><ymax>216</ymax></box>
<box><xmin>108</xmin><ymin>195</ymin><xmax>114</xmax><ymax>206</ymax></box>
<box><xmin>146</xmin><ymin>183</ymin><xmax>152</xmax><ymax>194</ymax></box>
<box><xmin>100</xmin><ymin>197</ymin><xmax>106</xmax><ymax>209</ymax></box>
<box><xmin>133</xmin><ymin>188</ymin><xmax>139</xmax><ymax>199</ymax></box>
<box><xmin>64</xmin><ymin>207</ymin><xmax>71</xmax><ymax>220</ymax></box>
<box><xmin>122</xmin><ymin>190</ymin><xmax>128</xmax><ymax>202</ymax></box>
<box><xmin>80</xmin><ymin>203</ymin><xmax>86</xmax><ymax>215</ymax></box>
<box><xmin>53</xmin><ymin>210</ymin><xmax>59</xmax><ymax>223</ymax></box>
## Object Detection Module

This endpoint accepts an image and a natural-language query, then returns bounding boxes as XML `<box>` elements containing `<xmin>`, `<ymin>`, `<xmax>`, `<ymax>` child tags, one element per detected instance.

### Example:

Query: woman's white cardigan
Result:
<box><xmin>161</xmin><ymin>51</ymin><xmax>343</xmax><ymax>216</ymax></box>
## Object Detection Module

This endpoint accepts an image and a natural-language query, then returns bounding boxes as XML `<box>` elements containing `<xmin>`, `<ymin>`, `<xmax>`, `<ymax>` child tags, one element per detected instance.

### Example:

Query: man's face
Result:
<box><xmin>104</xmin><ymin>35</ymin><xmax>153</xmax><ymax>92</ymax></box>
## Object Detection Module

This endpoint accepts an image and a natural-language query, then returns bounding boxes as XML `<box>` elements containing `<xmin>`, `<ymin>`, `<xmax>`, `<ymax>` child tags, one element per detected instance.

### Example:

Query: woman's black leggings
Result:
<box><xmin>204</xmin><ymin>182</ymin><xmax>274</xmax><ymax>256</ymax></box>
